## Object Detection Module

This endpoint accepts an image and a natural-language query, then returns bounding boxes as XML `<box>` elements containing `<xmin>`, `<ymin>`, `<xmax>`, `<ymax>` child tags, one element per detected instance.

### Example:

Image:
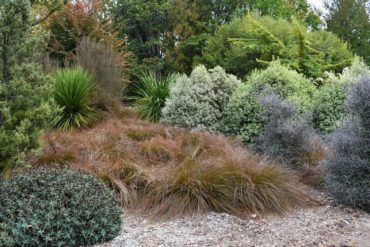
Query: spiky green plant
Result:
<box><xmin>129</xmin><ymin>71</ymin><xmax>177</xmax><ymax>122</ymax></box>
<box><xmin>53</xmin><ymin>67</ymin><xmax>97</xmax><ymax>130</ymax></box>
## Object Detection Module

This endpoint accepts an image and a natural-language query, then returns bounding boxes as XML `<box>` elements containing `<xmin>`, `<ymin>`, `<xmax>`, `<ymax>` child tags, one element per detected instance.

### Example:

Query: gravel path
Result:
<box><xmin>97</xmin><ymin>191</ymin><xmax>370</xmax><ymax>247</ymax></box>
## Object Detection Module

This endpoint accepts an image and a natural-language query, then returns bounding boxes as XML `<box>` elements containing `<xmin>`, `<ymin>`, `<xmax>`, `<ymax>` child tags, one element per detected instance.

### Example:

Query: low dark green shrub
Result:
<box><xmin>0</xmin><ymin>223</ymin><xmax>14</xmax><ymax>246</ymax></box>
<box><xmin>325</xmin><ymin>74</ymin><xmax>370</xmax><ymax>212</ymax></box>
<box><xmin>0</xmin><ymin>168</ymin><xmax>122</xmax><ymax>246</ymax></box>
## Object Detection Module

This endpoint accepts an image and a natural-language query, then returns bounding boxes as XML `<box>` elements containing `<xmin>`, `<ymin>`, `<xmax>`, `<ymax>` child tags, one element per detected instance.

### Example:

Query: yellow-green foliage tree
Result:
<box><xmin>110</xmin><ymin>0</ymin><xmax>321</xmax><ymax>75</ymax></box>
<box><xmin>201</xmin><ymin>14</ymin><xmax>353</xmax><ymax>78</ymax></box>
<box><xmin>166</xmin><ymin>0</ymin><xmax>322</xmax><ymax>74</ymax></box>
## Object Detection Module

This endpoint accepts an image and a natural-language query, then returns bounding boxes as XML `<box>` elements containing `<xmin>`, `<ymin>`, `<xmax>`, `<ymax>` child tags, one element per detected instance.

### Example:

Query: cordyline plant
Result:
<box><xmin>52</xmin><ymin>66</ymin><xmax>98</xmax><ymax>130</ymax></box>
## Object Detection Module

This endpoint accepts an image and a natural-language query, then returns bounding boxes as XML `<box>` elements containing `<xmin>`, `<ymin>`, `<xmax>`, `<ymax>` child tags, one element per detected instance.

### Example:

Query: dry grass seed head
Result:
<box><xmin>35</xmin><ymin>151</ymin><xmax>76</xmax><ymax>167</ymax></box>
<box><xmin>112</xmin><ymin>161</ymin><xmax>151</xmax><ymax>189</ymax></box>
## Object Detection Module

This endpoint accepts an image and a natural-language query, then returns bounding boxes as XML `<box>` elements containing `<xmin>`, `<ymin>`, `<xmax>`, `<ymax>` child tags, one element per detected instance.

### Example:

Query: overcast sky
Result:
<box><xmin>307</xmin><ymin>0</ymin><xmax>326</xmax><ymax>11</ymax></box>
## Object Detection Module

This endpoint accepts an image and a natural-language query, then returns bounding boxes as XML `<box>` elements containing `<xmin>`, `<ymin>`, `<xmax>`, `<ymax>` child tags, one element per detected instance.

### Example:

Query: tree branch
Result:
<box><xmin>32</xmin><ymin>9</ymin><xmax>57</xmax><ymax>26</ymax></box>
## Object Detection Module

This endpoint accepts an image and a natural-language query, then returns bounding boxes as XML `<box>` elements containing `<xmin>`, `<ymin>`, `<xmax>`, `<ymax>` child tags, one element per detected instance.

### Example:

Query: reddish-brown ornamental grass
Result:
<box><xmin>35</xmin><ymin>110</ymin><xmax>310</xmax><ymax>218</ymax></box>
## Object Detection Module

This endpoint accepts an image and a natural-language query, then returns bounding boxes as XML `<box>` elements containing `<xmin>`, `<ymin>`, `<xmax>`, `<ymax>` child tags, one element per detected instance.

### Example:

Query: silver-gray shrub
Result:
<box><xmin>161</xmin><ymin>65</ymin><xmax>241</xmax><ymax>131</ymax></box>
<box><xmin>256</xmin><ymin>94</ymin><xmax>326</xmax><ymax>171</ymax></box>
<box><xmin>325</xmin><ymin>74</ymin><xmax>370</xmax><ymax>212</ymax></box>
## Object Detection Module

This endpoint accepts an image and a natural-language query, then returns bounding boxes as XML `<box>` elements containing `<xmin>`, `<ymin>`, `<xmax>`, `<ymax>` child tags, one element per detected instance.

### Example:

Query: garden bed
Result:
<box><xmin>36</xmin><ymin>114</ymin><xmax>309</xmax><ymax>217</ymax></box>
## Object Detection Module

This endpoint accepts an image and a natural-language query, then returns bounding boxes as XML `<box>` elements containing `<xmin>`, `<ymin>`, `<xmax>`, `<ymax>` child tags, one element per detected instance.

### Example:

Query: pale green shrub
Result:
<box><xmin>222</xmin><ymin>61</ymin><xmax>315</xmax><ymax>143</ymax></box>
<box><xmin>312</xmin><ymin>59</ymin><xmax>369</xmax><ymax>133</ymax></box>
<box><xmin>161</xmin><ymin>65</ymin><xmax>241</xmax><ymax>131</ymax></box>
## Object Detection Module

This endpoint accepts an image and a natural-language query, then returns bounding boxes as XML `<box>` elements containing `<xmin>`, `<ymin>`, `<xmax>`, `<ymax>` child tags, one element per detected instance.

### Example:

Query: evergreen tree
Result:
<box><xmin>110</xmin><ymin>0</ymin><xmax>172</xmax><ymax>75</ymax></box>
<box><xmin>326</xmin><ymin>0</ymin><xmax>370</xmax><ymax>63</ymax></box>
<box><xmin>0</xmin><ymin>0</ymin><xmax>58</xmax><ymax>173</ymax></box>
<box><xmin>0</xmin><ymin>0</ymin><xmax>31</xmax><ymax>82</ymax></box>
<box><xmin>110</xmin><ymin>0</ymin><xmax>321</xmax><ymax>75</ymax></box>
<box><xmin>291</xmin><ymin>21</ymin><xmax>322</xmax><ymax>77</ymax></box>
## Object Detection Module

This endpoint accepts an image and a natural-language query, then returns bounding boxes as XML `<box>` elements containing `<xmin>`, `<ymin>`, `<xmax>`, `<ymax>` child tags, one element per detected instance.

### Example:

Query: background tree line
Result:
<box><xmin>2</xmin><ymin>0</ymin><xmax>367</xmax><ymax>82</ymax></box>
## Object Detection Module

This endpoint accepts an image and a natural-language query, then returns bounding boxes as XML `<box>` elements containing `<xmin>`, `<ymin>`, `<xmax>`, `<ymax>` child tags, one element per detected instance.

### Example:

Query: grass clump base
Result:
<box><xmin>37</xmin><ymin>111</ymin><xmax>311</xmax><ymax>218</ymax></box>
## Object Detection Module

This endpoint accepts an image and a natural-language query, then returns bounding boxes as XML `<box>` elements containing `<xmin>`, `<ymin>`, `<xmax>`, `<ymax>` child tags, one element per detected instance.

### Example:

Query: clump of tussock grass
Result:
<box><xmin>139</xmin><ymin>160</ymin><xmax>307</xmax><ymax>218</ymax></box>
<box><xmin>126</xmin><ymin>129</ymin><xmax>157</xmax><ymax>141</ymax></box>
<box><xmin>114</xmin><ymin>161</ymin><xmax>151</xmax><ymax>192</ymax></box>
<box><xmin>33</xmin><ymin>136</ymin><xmax>76</xmax><ymax>167</ymax></box>
<box><xmin>36</xmin><ymin>109</ymin><xmax>311</xmax><ymax>218</ymax></box>
<box><xmin>140</xmin><ymin>137</ymin><xmax>182</xmax><ymax>162</ymax></box>
<box><xmin>35</xmin><ymin>151</ymin><xmax>76</xmax><ymax>167</ymax></box>
<box><xmin>103</xmin><ymin>161</ymin><xmax>152</xmax><ymax>206</ymax></box>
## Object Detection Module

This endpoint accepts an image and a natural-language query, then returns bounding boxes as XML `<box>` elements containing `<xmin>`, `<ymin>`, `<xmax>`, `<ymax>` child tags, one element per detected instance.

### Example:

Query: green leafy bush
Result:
<box><xmin>0</xmin><ymin>63</ymin><xmax>57</xmax><ymax>172</ymax></box>
<box><xmin>129</xmin><ymin>71</ymin><xmax>178</xmax><ymax>122</ymax></box>
<box><xmin>312</xmin><ymin>59</ymin><xmax>369</xmax><ymax>133</ymax></box>
<box><xmin>0</xmin><ymin>168</ymin><xmax>122</xmax><ymax>246</ymax></box>
<box><xmin>222</xmin><ymin>61</ymin><xmax>315</xmax><ymax>143</ymax></box>
<box><xmin>53</xmin><ymin>66</ymin><xmax>97</xmax><ymax>130</ymax></box>
<box><xmin>312</xmin><ymin>75</ymin><xmax>346</xmax><ymax>134</ymax></box>
<box><xmin>162</xmin><ymin>65</ymin><xmax>241</xmax><ymax>131</ymax></box>
<box><xmin>325</xmin><ymin>74</ymin><xmax>370</xmax><ymax>212</ymax></box>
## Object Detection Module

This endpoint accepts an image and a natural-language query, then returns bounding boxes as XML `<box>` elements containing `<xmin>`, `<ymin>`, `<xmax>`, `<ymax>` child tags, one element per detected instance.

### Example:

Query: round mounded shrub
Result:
<box><xmin>312</xmin><ymin>59</ymin><xmax>369</xmax><ymax>134</ymax></box>
<box><xmin>161</xmin><ymin>65</ymin><xmax>241</xmax><ymax>131</ymax></box>
<box><xmin>312</xmin><ymin>76</ymin><xmax>346</xmax><ymax>134</ymax></box>
<box><xmin>222</xmin><ymin>61</ymin><xmax>315</xmax><ymax>143</ymax></box>
<box><xmin>0</xmin><ymin>168</ymin><xmax>122</xmax><ymax>246</ymax></box>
